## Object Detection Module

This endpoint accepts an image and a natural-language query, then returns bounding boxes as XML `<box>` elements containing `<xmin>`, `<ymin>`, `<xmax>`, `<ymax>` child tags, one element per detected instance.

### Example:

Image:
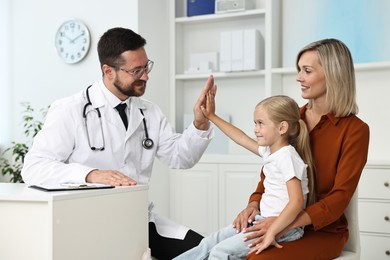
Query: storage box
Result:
<box><xmin>215</xmin><ymin>0</ymin><xmax>255</xmax><ymax>14</ymax></box>
<box><xmin>231</xmin><ymin>30</ymin><xmax>244</xmax><ymax>71</ymax></box>
<box><xmin>219</xmin><ymin>31</ymin><xmax>232</xmax><ymax>72</ymax></box>
<box><xmin>219</xmin><ymin>28</ymin><xmax>264</xmax><ymax>72</ymax></box>
<box><xmin>187</xmin><ymin>0</ymin><xmax>215</xmax><ymax>16</ymax></box>
<box><xmin>243</xmin><ymin>29</ymin><xmax>264</xmax><ymax>70</ymax></box>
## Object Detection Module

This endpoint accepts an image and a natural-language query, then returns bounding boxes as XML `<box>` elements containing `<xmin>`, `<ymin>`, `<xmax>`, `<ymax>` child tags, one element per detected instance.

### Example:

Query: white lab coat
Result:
<box><xmin>22</xmin><ymin>81</ymin><xmax>213</xmax><ymax>239</ymax></box>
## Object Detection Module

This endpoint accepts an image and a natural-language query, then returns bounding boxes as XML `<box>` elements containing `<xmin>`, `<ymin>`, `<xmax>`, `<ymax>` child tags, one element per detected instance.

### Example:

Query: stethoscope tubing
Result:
<box><xmin>83</xmin><ymin>85</ymin><xmax>154</xmax><ymax>151</ymax></box>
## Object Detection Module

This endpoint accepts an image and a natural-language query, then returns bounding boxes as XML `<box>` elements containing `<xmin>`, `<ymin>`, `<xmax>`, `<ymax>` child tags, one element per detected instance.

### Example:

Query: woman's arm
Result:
<box><xmin>201</xmin><ymin>90</ymin><xmax>259</xmax><ymax>154</ymax></box>
<box><xmin>306</xmin><ymin>118</ymin><xmax>370</xmax><ymax>230</ymax></box>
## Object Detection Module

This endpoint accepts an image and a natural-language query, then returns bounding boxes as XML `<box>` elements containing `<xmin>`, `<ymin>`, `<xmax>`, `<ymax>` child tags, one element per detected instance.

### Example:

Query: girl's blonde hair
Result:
<box><xmin>257</xmin><ymin>95</ymin><xmax>316</xmax><ymax>206</ymax></box>
<box><xmin>296</xmin><ymin>38</ymin><xmax>358</xmax><ymax>117</ymax></box>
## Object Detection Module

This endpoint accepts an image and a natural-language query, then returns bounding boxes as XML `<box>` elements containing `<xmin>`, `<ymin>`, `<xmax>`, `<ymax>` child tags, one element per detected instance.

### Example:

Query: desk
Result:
<box><xmin>0</xmin><ymin>183</ymin><xmax>148</xmax><ymax>260</ymax></box>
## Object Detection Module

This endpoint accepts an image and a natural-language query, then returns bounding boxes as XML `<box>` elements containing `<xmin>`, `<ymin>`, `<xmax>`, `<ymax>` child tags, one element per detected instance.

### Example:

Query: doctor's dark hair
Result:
<box><xmin>97</xmin><ymin>27</ymin><xmax>146</xmax><ymax>70</ymax></box>
<box><xmin>256</xmin><ymin>95</ymin><xmax>316</xmax><ymax>206</ymax></box>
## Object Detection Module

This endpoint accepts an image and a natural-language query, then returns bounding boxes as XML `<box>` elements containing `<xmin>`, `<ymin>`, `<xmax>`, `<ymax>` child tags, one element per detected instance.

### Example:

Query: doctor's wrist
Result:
<box><xmin>85</xmin><ymin>169</ymin><xmax>99</xmax><ymax>183</ymax></box>
<box><xmin>193</xmin><ymin>120</ymin><xmax>210</xmax><ymax>131</ymax></box>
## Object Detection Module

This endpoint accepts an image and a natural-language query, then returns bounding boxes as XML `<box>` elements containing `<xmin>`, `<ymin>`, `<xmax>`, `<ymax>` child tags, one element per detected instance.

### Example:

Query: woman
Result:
<box><xmin>238</xmin><ymin>38</ymin><xmax>370</xmax><ymax>259</ymax></box>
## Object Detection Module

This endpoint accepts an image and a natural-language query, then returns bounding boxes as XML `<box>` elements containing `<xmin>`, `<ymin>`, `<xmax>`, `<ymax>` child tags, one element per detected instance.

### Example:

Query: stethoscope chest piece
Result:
<box><xmin>139</xmin><ymin>109</ymin><xmax>153</xmax><ymax>150</ymax></box>
<box><xmin>142</xmin><ymin>138</ymin><xmax>154</xmax><ymax>149</ymax></box>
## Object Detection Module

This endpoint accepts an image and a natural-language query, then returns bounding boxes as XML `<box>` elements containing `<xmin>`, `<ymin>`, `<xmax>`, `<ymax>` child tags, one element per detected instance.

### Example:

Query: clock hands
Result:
<box><xmin>62</xmin><ymin>34</ymin><xmax>73</xmax><ymax>42</ymax></box>
<box><xmin>61</xmin><ymin>32</ymin><xmax>85</xmax><ymax>44</ymax></box>
<box><xmin>70</xmin><ymin>32</ymin><xmax>85</xmax><ymax>43</ymax></box>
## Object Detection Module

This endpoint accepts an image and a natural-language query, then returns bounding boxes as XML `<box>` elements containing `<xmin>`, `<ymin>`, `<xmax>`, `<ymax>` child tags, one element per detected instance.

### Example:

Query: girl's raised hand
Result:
<box><xmin>201</xmin><ymin>85</ymin><xmax>218</xmax><ymax>119</ymax></box>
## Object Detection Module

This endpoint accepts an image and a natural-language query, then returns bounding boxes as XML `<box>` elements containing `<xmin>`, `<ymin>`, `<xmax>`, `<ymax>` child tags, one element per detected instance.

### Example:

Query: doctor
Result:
<box><xmin>21</xmin><ymin>27</ymin><xmax>216</xmax><ymax>259</ymax></box>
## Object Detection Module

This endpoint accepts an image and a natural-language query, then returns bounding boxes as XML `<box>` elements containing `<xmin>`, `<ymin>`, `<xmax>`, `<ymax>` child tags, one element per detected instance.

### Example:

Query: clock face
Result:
<box><xmin>55</xmin><ymin>19</ymin><xmax>91</xmax><ymax>64</ymax></box>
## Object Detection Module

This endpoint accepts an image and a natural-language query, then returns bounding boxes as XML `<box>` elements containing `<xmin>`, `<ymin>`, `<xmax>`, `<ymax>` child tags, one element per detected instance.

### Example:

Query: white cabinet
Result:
<box><xmin>218</xmin><ymin>162</ymin><xmax>262</xmax><ymax>227</ymax></box>
<box><xmin>170</xmin><ymin>163</ymin><xmax>219</xmax><ymax>235</ymax></box>
<box><xmin>170</xmin><ymin>155</ymin><xmax>261</xmax><ymax>235</ymax></box>
<box><xmin>358</xmin><ymin>163</ymin><xmax>390</xmax><ymax>259</ymax></box>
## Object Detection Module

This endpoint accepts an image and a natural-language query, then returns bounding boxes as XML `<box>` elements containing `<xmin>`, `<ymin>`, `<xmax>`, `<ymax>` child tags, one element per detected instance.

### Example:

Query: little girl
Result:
<box><xmin>174</xmin><ymin>93</ymin><xmax>316</xmax><ymax>259</ymax></box>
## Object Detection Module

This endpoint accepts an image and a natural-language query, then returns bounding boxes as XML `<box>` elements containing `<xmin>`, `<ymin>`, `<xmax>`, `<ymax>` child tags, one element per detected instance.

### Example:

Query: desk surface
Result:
<box><xmin>0</xmin><ymin>183</ymin><xmax>148</xmax><ymax>201</ymax></box>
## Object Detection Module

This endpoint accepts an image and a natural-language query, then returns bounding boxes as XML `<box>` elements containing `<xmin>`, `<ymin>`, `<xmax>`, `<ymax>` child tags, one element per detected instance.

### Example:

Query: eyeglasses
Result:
<box><xmin>119</xmin><ymin>60</ymin><xmax>154</xmax><ymax>80</ymax></box>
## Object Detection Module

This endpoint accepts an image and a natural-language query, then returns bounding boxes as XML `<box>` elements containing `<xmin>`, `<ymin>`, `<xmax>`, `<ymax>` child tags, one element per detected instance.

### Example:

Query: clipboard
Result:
<box><xmin>29</xmin><ymin>183</ymin><xmax>115</xmax><ymax>192</ymax></box>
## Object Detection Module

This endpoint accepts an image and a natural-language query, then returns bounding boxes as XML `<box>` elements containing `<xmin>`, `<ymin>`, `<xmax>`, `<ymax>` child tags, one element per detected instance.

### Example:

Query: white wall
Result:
<box><xmin>0</xmin><ymin>0</ymin><xmax>11</xmax><ymax>148</ymax></box>
<box><xmin>0</xmin><ymin>0</ymin><xmax>171</xmax><ymax>216</ymax></box>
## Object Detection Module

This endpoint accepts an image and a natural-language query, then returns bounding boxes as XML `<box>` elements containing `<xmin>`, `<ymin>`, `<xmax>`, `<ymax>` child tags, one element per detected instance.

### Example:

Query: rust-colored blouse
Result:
<box><xmin>249</xmin><ymin>105</ymin><xmax>370</xmax><ymax>232</ymax></box>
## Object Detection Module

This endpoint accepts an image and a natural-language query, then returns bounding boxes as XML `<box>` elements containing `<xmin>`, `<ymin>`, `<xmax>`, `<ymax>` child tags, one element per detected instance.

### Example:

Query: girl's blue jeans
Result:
<box><xmin>173</xmin><ymin>214</ymin><xmax>303</xmax><ymax>260</ymax></box>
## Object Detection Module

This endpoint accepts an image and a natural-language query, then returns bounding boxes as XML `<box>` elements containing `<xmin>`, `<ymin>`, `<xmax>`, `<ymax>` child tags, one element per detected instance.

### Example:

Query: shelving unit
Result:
<box><xmin>169</xmin><ymin>0</ymin><xmax>280</xmax><ymax>136</ymax></box>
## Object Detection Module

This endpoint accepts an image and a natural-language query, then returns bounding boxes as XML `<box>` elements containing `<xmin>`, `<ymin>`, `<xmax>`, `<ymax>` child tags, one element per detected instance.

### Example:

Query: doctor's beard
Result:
<box><xmin>114</xmin><ymin>78</ymin><xmax>147</xmax><ymax>97</ymax></box>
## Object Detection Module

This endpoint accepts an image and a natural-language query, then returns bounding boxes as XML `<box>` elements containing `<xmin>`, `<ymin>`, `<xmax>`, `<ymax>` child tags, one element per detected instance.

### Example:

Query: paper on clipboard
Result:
<box><xmin>29</xmin><ymin>183</ymin><xmax>115</xmax><ymax>192</ymax></box>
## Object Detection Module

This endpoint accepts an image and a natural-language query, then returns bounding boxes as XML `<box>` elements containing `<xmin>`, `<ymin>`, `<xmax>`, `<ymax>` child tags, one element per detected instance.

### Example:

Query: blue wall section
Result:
<box><xmin>282</xmin><ymin>0</ymin><xmax>390</xmax><ymax>66</ymax></box>
<box><xmin>315</xmin><ymin>0</ymin><xmax>390</xmax><ymax>63</ymax></box>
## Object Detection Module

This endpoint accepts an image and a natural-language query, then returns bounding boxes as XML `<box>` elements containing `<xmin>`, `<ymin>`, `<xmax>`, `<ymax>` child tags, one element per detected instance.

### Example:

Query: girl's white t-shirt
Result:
<box><xmin>258</xmin><ymin>145</ymin><xmax>309</xmax><ymax>217</ymax></box>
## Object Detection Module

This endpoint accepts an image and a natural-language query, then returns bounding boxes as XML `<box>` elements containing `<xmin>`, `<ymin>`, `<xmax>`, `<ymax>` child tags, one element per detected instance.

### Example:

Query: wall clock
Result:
<box><xmin>55</xmin><ymin>19</ymin><xmax>91</xmax><ymax>64</ymax></box>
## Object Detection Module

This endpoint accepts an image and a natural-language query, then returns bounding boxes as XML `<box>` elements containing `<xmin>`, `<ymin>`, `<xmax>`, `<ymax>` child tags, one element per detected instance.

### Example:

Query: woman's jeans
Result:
<box><xmin>173</xmin><ymin>214</ymin><xmax>304</xmax><ymax>260</ymax></box>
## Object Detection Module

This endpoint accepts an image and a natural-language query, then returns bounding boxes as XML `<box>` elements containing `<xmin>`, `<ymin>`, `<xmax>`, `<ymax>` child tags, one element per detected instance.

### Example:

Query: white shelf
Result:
<box><xmin>176</xmin><ymin>70</ymin><xmax>266</xmax><ymax>80</ymax></box>
<box><xmin>354</xmin><ymin>61</ymin><xmax>390</xmax><ymax>71</ymax></box>
<box><xmin>365</xmin><ymin>160</ymin><xmax>390</xmax><ymax>169</ymax></box>
<box><xmin>175</xmin><ymin>9</ymin><xmax>266</xmax><ymax>24</ymax></box>
<box><xmin>271</xmin><ymin>67</ymin><xmax>296</xmax><ymax>75</ymax></box>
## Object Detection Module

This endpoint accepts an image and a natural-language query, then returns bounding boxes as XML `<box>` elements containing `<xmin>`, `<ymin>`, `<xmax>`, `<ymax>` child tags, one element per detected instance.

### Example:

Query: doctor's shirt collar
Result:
<box><xmin>99</xmin><ymin>80</ymin><xmax>130</xmax><ymax>109</ymax></box>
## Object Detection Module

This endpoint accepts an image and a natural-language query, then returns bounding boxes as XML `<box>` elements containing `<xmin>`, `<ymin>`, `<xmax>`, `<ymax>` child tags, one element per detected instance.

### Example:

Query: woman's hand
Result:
<box><xmin>248</xmin><ymin>231</ymin><xmax>282</xmax><ymax>255</ymax></box>
<box><xmin>232</xmin><ymin>201</ymin><xmax>259</xmax><ymax>233</ymax></box>
<box><xmin>242</xmin><ymin>216</ymin><xmax>277</xmax><ymax>243</ymax></box>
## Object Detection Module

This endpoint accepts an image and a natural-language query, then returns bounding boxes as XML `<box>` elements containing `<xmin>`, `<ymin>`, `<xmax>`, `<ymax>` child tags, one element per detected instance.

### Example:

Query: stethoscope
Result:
<box><xmin>83</xmin><ymin>85</ymin><xmax>154</xmax><ymax>151</ymax></box>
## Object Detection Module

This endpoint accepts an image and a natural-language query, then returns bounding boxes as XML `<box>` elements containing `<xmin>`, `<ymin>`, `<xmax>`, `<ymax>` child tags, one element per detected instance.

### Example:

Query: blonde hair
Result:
<box><xmin>257</xmin><ymin>95</ymin><xmax>316</xmax><ymax>206</ymax></box>
<box><xmin>296</xmin><ymin>38</ymin><xmax>358</xmax><ymax>117</ymax></box>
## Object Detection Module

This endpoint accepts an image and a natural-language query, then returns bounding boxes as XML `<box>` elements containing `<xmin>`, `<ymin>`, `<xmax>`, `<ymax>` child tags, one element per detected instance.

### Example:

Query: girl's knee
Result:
<box><xmin>209</xmin><ymin>241</ymin><xmax>238</xmax><ymax>258</ymax></box>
